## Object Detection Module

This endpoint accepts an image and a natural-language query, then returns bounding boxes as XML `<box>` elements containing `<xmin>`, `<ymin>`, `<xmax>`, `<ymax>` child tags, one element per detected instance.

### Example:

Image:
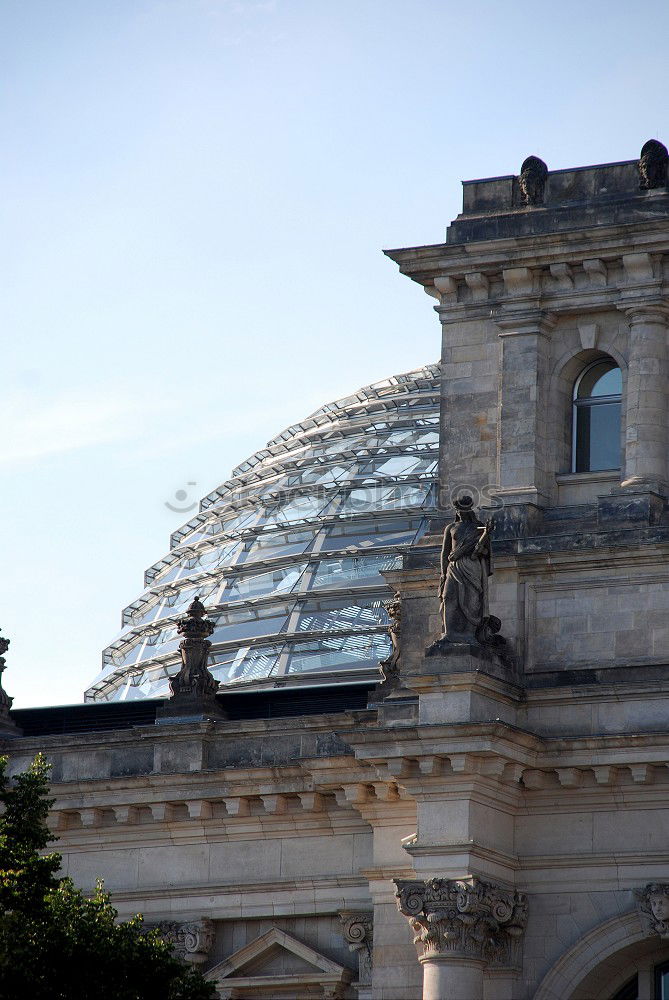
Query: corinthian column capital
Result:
<box><xmin>394</xmin><ymin>877</ymin><xmax>528</xmax><ymax>968</ymax></box>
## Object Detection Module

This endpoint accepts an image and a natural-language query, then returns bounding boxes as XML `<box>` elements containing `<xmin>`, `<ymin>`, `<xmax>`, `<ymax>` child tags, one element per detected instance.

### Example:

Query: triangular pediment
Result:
<box><xmin>206</xmin><ymin>927</ymin><xmax>352</xmax><ymax>997</ymax></box>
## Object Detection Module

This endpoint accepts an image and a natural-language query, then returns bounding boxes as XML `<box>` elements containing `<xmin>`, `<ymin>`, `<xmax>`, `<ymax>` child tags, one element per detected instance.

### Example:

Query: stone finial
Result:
<box><xmin>157</xmin><ymin>596</ymin><xmax>226</xmax><ymax>722</ymax></box>
<box><xmin>518</xmin><ymin>155</ymin><xmax>548</xmax><ymax>206</ymax></box>
<box><xmin>0</xmin><ymin>628</ymin><xmax>20</xmax><ymax>737</ymax></box>
<box><xmin>394</xmin><ymin>877</ymin><xmax>528</xmax><ymax>967</ymax></box>
<box><xmin>634</xmin><ymin>883</ymin><xmax>669</xmax><ymax>937</ymax></box>
<box><xmin>339</xmin><ymin>910</ymin><xmax>373</xmax><ymax>985</ymax></box>
<box><xmin>172</xmin><ymin>595</ymin><xmax>217</xmax><ymax>698</ymax></box>
<box><xmin>152</xmin><ymin>918</ymin><xmax>215</xmax><ymax>964</ymax></box>
<box><xmin>639</xmin><ymin>139</ymin><xmax>668</xmax><ymax>190</ymax></box>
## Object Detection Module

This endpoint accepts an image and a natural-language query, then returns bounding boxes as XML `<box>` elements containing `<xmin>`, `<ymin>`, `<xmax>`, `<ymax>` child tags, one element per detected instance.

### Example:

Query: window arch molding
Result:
<box><xmin>534</xmin><ymin>910</ymin><xmax>669</xmax><ymax>1000</ymax></box>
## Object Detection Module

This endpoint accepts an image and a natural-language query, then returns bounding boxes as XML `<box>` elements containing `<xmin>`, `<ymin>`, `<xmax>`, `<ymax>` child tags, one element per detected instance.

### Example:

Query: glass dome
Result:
<box><xmin>85</xmin><ymin>362</ymin><xmax>440</xmax><ymax>702</ymax></box>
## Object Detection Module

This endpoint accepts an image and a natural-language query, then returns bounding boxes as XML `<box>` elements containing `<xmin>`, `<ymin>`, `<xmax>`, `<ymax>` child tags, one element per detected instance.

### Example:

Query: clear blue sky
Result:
<box><xmin>2</xmin><ymin>0</ymin><xmax>668</xmax><ymax>707</ymax></box>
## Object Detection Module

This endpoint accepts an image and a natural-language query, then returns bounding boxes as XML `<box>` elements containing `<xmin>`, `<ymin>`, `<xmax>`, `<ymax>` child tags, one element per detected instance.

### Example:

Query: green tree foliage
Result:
<box><xmin>0</xmin><ymin>754</ymin><xmax>217</xmax><ymax>1000</ymax></box>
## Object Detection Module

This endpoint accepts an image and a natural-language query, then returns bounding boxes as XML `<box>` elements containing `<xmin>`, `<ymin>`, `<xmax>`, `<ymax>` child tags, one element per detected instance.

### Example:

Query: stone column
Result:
<box><xmin>394</xmin><ymin>877</ymin><xmax>527</xmax><ymax>1000</ymax></box>
<box><xmin>495</xmin><ymin>309</ymin><xmax>556</xmax><ymax>509</ymax></box>
<box><xmin>619</xmin><ymin>303</ymin><xmax>669</xmax><ymax>494</ymax></box>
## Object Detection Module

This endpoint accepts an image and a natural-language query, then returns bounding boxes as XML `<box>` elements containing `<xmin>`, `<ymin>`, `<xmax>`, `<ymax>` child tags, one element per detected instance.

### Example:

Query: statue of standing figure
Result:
<box><xmin>433</xmin><ymin>495</ymin><xmax>505</xmax><ymax>649</ymax></box>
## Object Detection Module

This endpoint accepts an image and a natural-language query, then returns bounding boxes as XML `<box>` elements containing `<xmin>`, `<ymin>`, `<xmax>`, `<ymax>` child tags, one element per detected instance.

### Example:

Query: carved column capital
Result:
<box><xmin>634</xmin><ymin>883</ymin><xmax>669</xmax><ymax>938</ymax></box>
<box><xmin>339</xmin><ymin>910</ymin><xmax>373</xmax><ymax>985</ymax></box>
<box><xmin>394</xmin><ymin>877</ymin><xmax>527</xmax><ymax>968</ymax></box>
<box><xmin>152</xmin><ymin>918</ymin><xmax>215</xmax><ymax>964</ymax></box>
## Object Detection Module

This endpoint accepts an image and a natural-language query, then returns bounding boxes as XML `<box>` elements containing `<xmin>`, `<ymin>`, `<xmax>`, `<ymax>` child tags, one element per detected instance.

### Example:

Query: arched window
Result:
<box><xmin>573</xmin><ymin>359</ymin><xmax>622</xmax><ymax>472</ymax></box>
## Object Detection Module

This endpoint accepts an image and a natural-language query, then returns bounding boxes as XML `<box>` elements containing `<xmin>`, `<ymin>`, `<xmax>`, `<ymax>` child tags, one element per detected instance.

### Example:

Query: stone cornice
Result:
<box><xmin>384</xmin><ymin>218</ymin><xmax>669</xmax><ymax>282</ymax></box>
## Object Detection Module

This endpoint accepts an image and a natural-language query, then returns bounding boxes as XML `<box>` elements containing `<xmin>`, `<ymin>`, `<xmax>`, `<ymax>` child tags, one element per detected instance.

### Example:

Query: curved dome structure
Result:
<box><xmin>85</xmin><ymin>362</ymin><xmax>440</xmax><ymax>701</ymax></box>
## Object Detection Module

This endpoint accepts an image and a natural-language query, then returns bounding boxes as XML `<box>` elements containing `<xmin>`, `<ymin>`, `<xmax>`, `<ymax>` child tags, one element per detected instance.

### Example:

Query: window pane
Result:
<box><xmin>577</xmin><ymin>360</ymin><xmax>622</xmax><ymax>398</ymax></box>
<box><xmin>575</xmin><ymin>402</ymin><xmax>621</xmax><ymax>471</ymax></box>
<box><xmin>610</xmin><ymin>973</ymin><xmax>637</xmax><ymax>1000</ymax></box>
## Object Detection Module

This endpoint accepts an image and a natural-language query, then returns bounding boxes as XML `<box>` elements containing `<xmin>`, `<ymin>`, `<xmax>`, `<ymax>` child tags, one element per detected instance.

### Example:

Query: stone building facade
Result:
<box><xmin>4</xmin><ymin>146</ymin><xmax>669</xmax><ymax>999</ymax></box>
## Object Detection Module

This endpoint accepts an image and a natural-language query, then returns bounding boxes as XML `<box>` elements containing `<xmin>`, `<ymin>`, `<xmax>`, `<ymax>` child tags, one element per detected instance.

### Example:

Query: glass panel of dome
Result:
<box><xmin>312</xmin><ymin>553</ymin><xmax>402</xmax><ymax>590</ymax></box>
<box><xmin>218</xmin><ymin>509</ymin><xmax>261</xmax><ymax>534</ymax></box>
<box><xmin>238</xmin><ymin>527</ymin><xmax>315</xmax><ymax>565</ymax></box>
<box><xmin>152</xmin><ymin>562</ymin><xmax>182</xmax><ymax>584</ymax></box>
<box><xmin>138</xmin><ymin>627</ymin><xmax>180</xmax><ymax>660</ymax></box>
<box><xmin>209</xmin><ymin>607</ymin><xmax>291</xmax><ymax>644</ymax></box>
<box><xmin>111</xmin><ymin>638</ymin><xmax>145</xmax><ymax>668</ymax></box>
<box><xmin>320</xmin><ymin>517</ymin><xmax>425</xmax><ymax>552</ymax></box>
<box><xmin>360</xmin><ymin>455</ymin><xmax>435</xmax><ymax>478</ymax></box>
<box><xmin>221</xmin><ymin>562</ymin><xmax>308</xmax><ymax>602</ymax></box>
<box><xmin>266</xmin><ymin>494</ymin><xmax>333</xmax><ymax>526</ymax></box>
<box><xmin>286</xmin><ymin>633</ymin><xmax>391</xmax><ymax>673</ymax></box>
<box><xmin>153</xmin><ymin>582</ymin><xmax>221</xmax><ymax>621</ymax></box>
<box><xmin>338</xmin><ymin>483</ymin><xmax>432</xmax><ymax>514</ymax></box>
<box><xmin>211</xmin><ymin>643</ymin><xmax>283</xmax><ymax>683</ymax></box>
<box><xmin>295</xmin><ymin>600</ymin><xmax>389</xmax><ymax>633</ymax></box>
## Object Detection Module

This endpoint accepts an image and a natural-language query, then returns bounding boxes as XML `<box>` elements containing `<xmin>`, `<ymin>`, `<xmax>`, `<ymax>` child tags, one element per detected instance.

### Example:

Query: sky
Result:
<box><xmin>2</xmin><ymin>0</ymin><xmax>669</xmax><ymax>708</ymax></box>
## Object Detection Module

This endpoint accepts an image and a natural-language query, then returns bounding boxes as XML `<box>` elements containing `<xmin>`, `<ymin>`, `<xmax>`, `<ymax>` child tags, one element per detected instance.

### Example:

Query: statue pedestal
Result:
<box><xmin>156</xmin><ymin>691</ymin><xmax>227</xmax><ymax>724</ymax></box>
<box><xmin>424</xmin><ymin>639</ymin><xmax>516</xmax><ymax>683</ymax></box>
<box><xmin>403</xmin><ymin>644</ymin><xmax>522</xmax><ymax>727</ymax></box>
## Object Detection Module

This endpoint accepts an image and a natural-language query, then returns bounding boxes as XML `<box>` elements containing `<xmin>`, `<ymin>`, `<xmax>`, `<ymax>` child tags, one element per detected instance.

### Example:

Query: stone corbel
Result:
<box><xmin>152</xmin><ymin>918</ymin><xmax>215</xmax><ymax>964</ymax></box>
<box><xmin>394</xmin><ymin>877</ymin><xmax>528</xmax><ymax>968</ymax></box>
<box><xmin>634</xmin><ymin>883</ymin><xmax>669</xmax><ymax>938</ymax></box>
<box><xmin>582</xmin><ymin>258</ymin><xmax>608</xmax><ymax>287</ymax></box>
<box><xmin>502</xmin><ymin>266</ymin><xmax>534</xmax><ymax>297</ymax></box>
<box><xmin>623</xmin><ymin>252</ymin><xmax>655</xmax><ymax>284</ymax></box>
<box><xmin>464</xmin><ymin>271</ymin><xmax>490</xmax><ymax>302</ymax></box>
<box><xmin>432</xmin><ymin>276</ymin><xmax>458</xmax><ymax>304</ymax></box>
<box><xmin>339</xmin><ymin>910</ymin><xmax>373</xmax><ymax>985</ymax></box>
<box><xmin>549</xmin><ymin>262</ymin><xmax>573</xmax><ymax>290</ymax></box>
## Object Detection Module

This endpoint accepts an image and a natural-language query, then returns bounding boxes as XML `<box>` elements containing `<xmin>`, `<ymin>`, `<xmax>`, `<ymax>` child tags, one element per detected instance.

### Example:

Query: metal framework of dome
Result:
<box><xmin>85</xmin><ymin>362</ymin><xmax>440</xmax><ymax>702</ymax></box>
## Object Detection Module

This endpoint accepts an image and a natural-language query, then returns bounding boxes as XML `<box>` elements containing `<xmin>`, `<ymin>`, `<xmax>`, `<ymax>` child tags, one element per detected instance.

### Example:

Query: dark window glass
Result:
<box><xmin>573</xmin><ymin>360</ymin><xmax>622</xmax><ymax>472</ymax></box>
<box><xmin>610</xmin><ymin>973</ymin><xmax>638</xmax><ymax>1000</ymax></box>
<box><xmin>656</xmin><ymin>959</ymin><xmax>669</xmax><ymax>999</ymax></box>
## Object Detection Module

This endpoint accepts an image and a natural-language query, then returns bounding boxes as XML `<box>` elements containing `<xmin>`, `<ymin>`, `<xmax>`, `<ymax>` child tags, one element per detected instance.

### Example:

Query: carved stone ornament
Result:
<box><xmin>379</xmin><ymin>592</ymin><xmax>401</xmax><ymax>685</ymax></box>
<box><xmin>170</xmin><ymin>595</ymin><xmax>217</xmax><ymax>699</ymax></box>
<box><xmin>639</xmin><ymin>139</ymin><xmax>668</xmax><ymax>190</ymax></box>
<box><xmin>518</xmin><ymin>155</ymin><xmax>548</xmax><ymax>206</ymax></box>
<box><xmin>427</xmin><ymin>495</ymin><xmax>507</xmax><ymax>656</ymax></box>
<box><xmin>339</xmin><ymin>910</ymin><xmax>373</xmax><ymax>985</ymax></box>
<box><xmin>152</xmin><ymin>918</ymin><xmax>215</xmax><ymax>964</ymax></box>
<box><xmin>394</xmin><ymin>877</ymin><xmax>528</xmax><ymax>968</ymax></box>
<box><xmin>634</xmin><ymin>883</ymin><xmax>669</xmax><ymax>938</ymax></box>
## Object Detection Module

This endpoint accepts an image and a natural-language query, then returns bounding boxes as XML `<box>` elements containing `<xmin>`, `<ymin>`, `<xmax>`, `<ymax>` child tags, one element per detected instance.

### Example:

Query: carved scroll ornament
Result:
<box><xmin>395</xmin><ymin>877</ymin><xmax>527</xmax><ymax>967</ymax></box>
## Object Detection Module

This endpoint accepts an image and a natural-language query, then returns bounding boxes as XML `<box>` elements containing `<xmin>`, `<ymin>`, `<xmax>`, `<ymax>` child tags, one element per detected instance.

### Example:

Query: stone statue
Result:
<box><xmin>0</xmin><ymin>627</ymin><xmax>20</xmax><ymax>736</ymax></box>
<box><xmin>635</xmin><ymin>883</ymin><xmax>669</xmax><ymax>938</ymax></box>
<box><xmin>379</xmin><ymin>592</ymin><xmax>401</xmax><ymax>684</ymax></box>
<box><xmin>518</xmin><ymin>155</ymin><xmax>548</xmax><ymax>206</ymax></box>
<box><xmin>432</xmin><ymin>495</ymin><xmax>505</xmax><ymax>649</ymax></box>
<box><xmin>639</xmin><ymin>139</ymin><xmax>668</xmax><ymax>189</ymax></box>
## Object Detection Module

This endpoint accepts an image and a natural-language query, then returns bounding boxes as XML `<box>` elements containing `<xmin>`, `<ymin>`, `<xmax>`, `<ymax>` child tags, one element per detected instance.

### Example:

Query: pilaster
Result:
<box><xmin>618</xmin><ymin>299</ymin><xmax>669</xmax><ymax>494</ymax></box>
<box><xmin>495</xmin><ymin>309</ymin><xmax>556</xmax><ymax>508</ymax></box>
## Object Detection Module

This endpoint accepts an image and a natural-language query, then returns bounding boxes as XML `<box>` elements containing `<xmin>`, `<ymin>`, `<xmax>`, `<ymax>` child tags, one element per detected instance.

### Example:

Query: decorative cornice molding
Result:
<box><xmin>394</xmin><ymin>877</ymin><xmax>527</xmax><ymax>968</ymax></box>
